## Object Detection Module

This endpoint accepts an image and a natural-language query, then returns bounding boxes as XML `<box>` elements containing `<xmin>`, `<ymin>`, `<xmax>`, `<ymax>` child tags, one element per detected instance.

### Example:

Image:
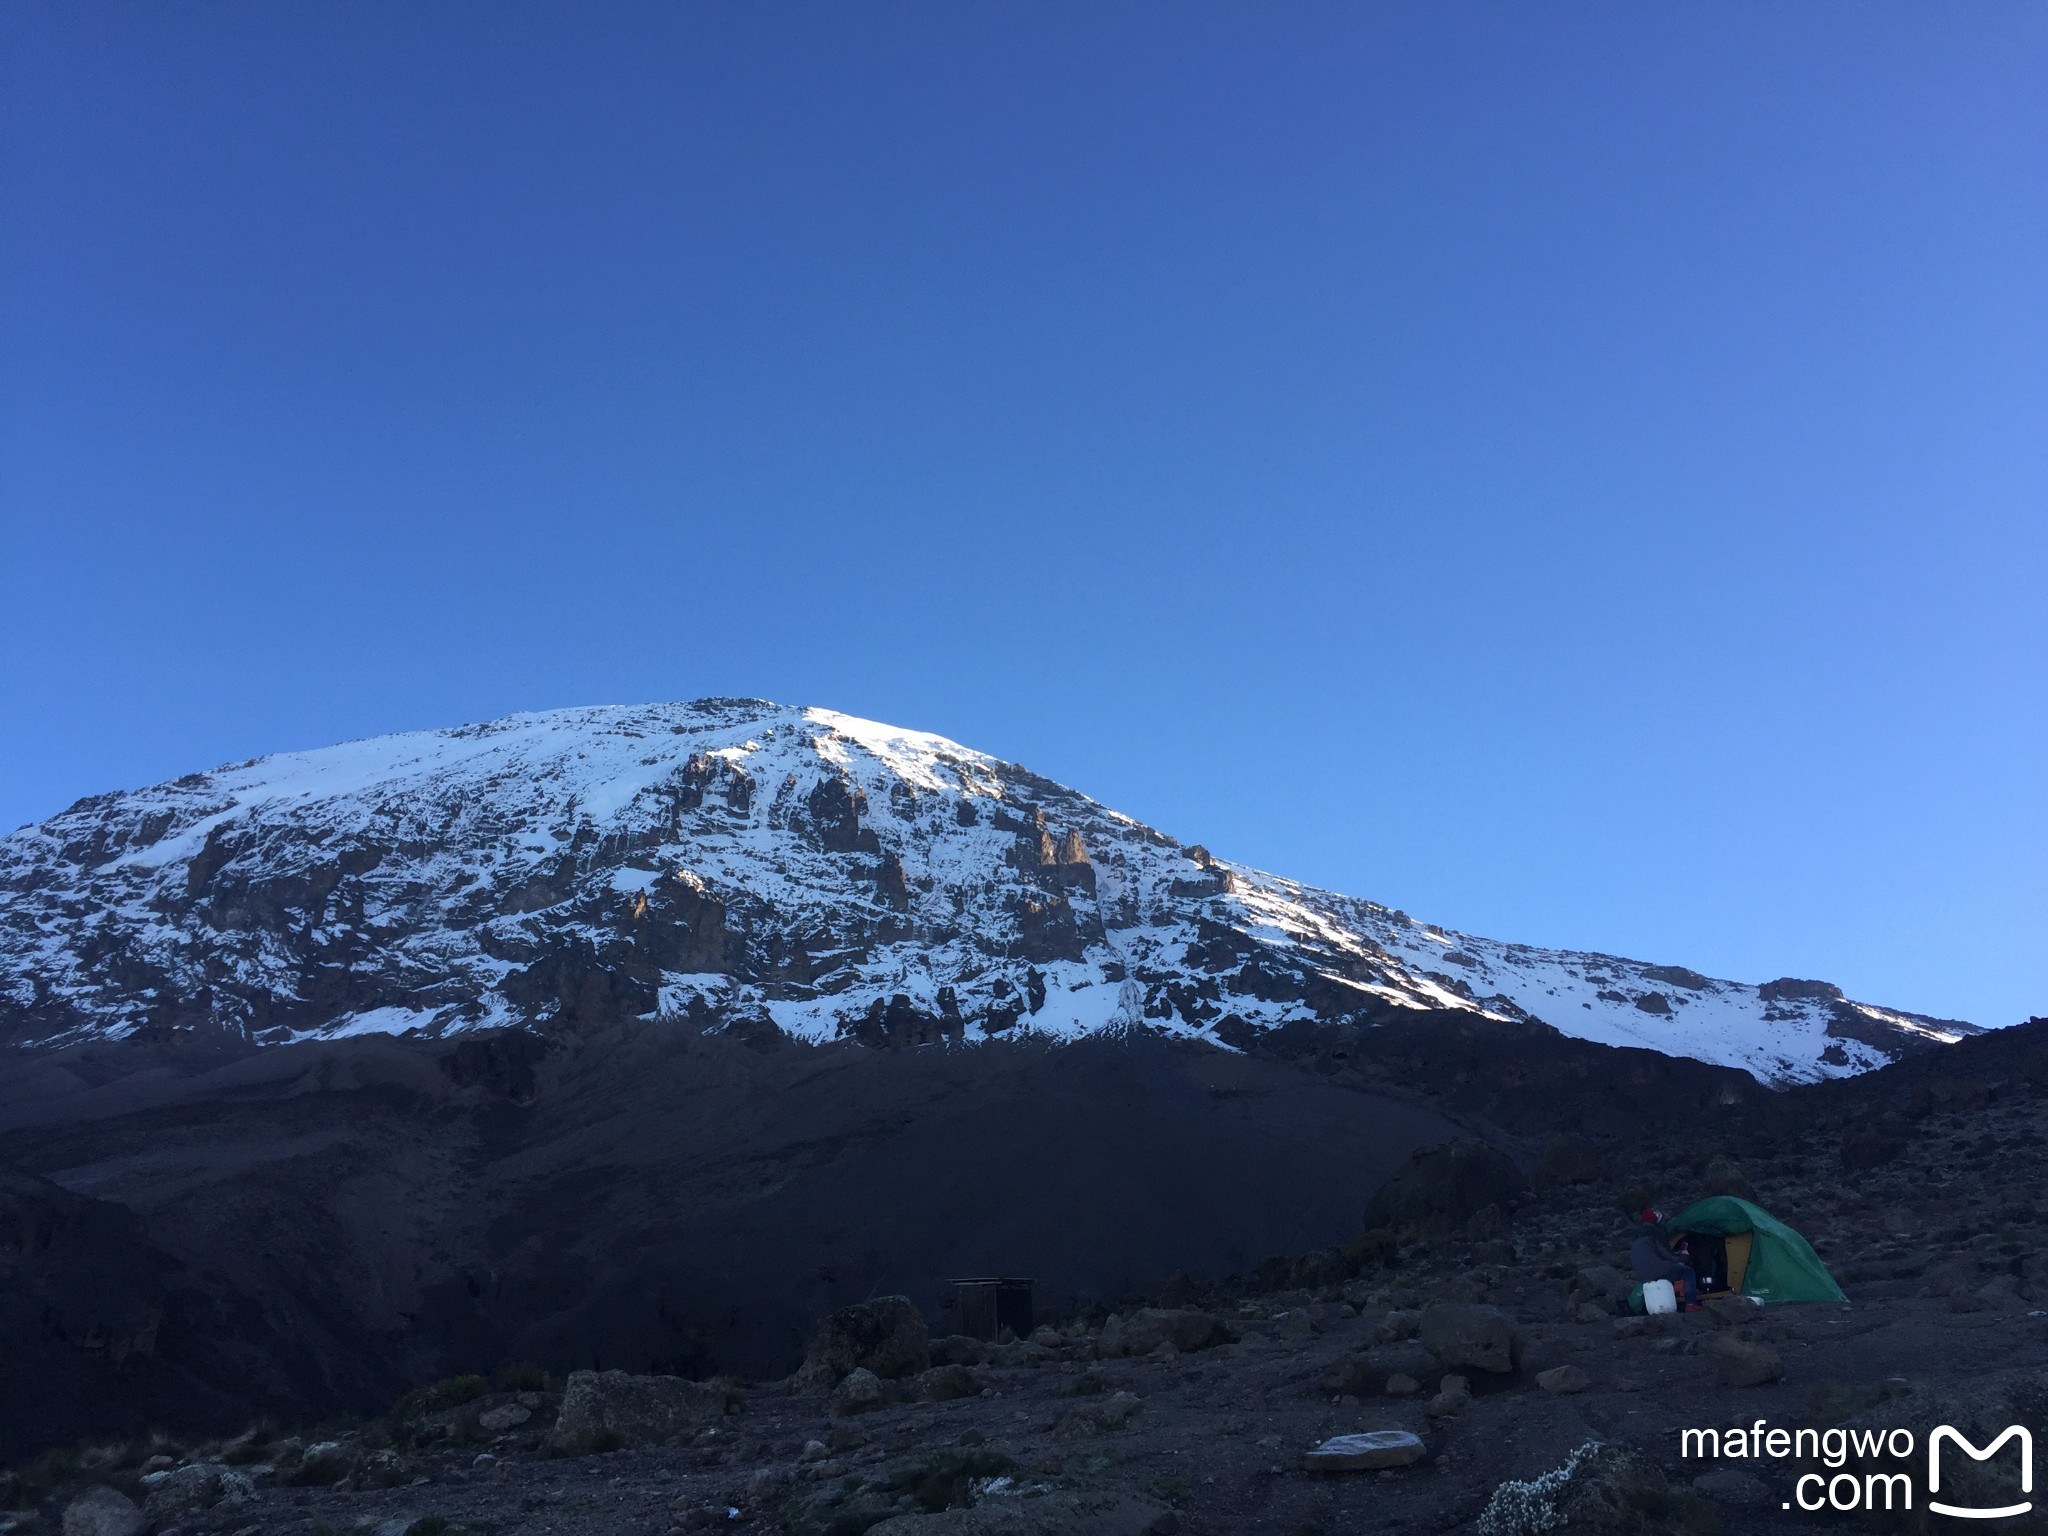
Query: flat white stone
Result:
<box><xmin>1303</xmin><ymin>1429</ymin><xmax>1427</xmax><ymax>1472</ymax></box>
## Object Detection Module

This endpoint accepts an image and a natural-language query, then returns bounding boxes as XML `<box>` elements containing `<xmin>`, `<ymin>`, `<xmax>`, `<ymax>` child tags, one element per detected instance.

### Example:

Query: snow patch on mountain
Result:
<box><xmin>0</xmin><ymin>698</ymin><xmax>1977</xmax><ymax>1084</ymax></box>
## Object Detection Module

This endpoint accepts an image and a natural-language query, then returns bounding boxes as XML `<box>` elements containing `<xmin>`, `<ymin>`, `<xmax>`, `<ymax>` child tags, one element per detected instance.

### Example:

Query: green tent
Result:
<box><xmin>1668</xmin><ymin>1196</ymin><xmax>1846</xmax><ymax>1304</ymax></box>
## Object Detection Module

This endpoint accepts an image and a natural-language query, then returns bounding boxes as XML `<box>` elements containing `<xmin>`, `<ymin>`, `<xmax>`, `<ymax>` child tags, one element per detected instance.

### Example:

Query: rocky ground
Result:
<box><xmin>13</xmin><ymin>1031</ymin><xmax>2048</xmax><ymax>1536</ymax></box>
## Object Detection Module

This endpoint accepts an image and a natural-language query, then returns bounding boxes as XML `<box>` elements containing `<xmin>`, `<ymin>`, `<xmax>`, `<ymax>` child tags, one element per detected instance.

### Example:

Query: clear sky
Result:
<box><xmin>4</xmin><ymin>4</ymin><xmax>2042</xmax><ymax>1026</ymax></box>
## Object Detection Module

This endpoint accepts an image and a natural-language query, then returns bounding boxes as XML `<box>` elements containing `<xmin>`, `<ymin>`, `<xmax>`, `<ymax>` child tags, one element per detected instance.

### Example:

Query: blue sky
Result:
<box><xmin>4</xmin><ymin>3</ymin><xmax>2042</xmax><ymax>1025</ymax></box>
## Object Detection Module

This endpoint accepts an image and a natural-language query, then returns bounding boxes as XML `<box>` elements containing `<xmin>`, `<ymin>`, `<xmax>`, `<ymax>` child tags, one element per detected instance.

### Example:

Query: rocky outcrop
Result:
<box><xmin>546</xmin><ymin>1370</ymin><xmax>741</xmax><ymax>1454</ymax></box>
<box><xmin>797</xmin><ymin>1296</ymin><xmax>932</xmax><ymax>1389</ymax></box>
<box><xmin>1096</xmin><ymin>1308</ymin><xmax>1228</xmax><ymax>1358</ymax></box>
<box><xmin>806</xmin><ymin>774</ymin><xmax>881</xmax><ymax>855</ymax></box>
<box><xmin>1364</xmin><ymin>1140</ymin><xmax>1527</xmax><ymax>1240</ymax></box>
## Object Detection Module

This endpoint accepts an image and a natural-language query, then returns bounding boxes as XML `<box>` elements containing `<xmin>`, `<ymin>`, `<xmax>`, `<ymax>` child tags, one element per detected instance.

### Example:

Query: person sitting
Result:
<box><xmin>1630</xmin><ymin>1206</ymin><xmax>1701</xmax><ymax>1310</ymax></box>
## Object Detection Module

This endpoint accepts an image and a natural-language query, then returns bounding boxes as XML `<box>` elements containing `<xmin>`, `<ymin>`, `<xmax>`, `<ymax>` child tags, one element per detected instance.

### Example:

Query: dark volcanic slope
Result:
<box><xmin>0</xmin><ymin>1023</ymin><xmax>1477</xmax><ymax>1456</ymax></box>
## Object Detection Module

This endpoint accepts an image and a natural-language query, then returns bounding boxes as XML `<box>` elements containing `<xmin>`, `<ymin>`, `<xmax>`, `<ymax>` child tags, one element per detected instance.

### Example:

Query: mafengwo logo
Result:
<box><xmin>1680</xmin><ymin>1420</ymin><xmax>2033</xmax><ymax>1518</ymax></box>
<box><xmin>1929</xmin><ymin>1425</ymin><xmax>2032</xmax><ymax>1521</ymax></box>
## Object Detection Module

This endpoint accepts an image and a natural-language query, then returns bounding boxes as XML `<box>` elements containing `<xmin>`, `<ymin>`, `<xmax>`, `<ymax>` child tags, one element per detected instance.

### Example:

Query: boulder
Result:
<box><xmin>1419</xmin><ymin>1303</ymin><xmax>1517</xmax><ymax>1374</ymax></box>
<box><xmin>931</xmin><ymin>1334</ymin><xmax>990</xmax><ymax>1366</ymax></box>
<box><xmin>285</xmin><ymin>1440</ymin><xmax>357</xmax><ymax>1486</ymax></box>
<box><xmin>1096</xmin><ymin>1314</ymin><xmax>1127</xmax><ymax>1358</ymax></box>
<box><xmin>547</xmin><ymin>1369</ymin><xmax>738</xmax><ymax>1454</ymax></box>
<box><xmin>915</xmin><ymin>1363</ymin><xmax>980</xmax><ymax>1401</ymax></box>
<box><xmin>799</xmin><ymin>1295</ymin><xmax>931</xmax><ymax>1387</ymax></box>
<box><xmin>1708</xmin><ymin>1336</ymin><xmax>1782</xmax><ymax>1386</ymax></box>
<box><xmin>62</xmin><ymin>1487</ymin><xmax>146</xmax><ymax>1536</ymax></box>
<box><xmin>1117</xmin><ymin>1308</ymin><xmax>1228</xmax><ymax>1356</ymax></box>
<box><xmin>833</xmin><ymin>1367</ymin><xmax>889</xmax><ymax>1416</ymax></box>
<box><xmin>140</xmin><ymin>1462</ymin><xmax>252</xmax><ymax>1523</ymax></box>
<box><xmin>1536</xmin><ymin>1365</ymin><xmax>1590</xmax><ymax>1395</ymax></box>
<box><xmin>476</xmin><ymin>1401</ymin><xmax>532</xmax><ymax>1432</ymax></box>
<box><xmin>1303</xmin><ymin>1430</ymin><xmax>1427</xmax><ymax>1472</ymax></box>
<box><xmin>1364</xmin><ymin>1140</ymin><xmax>1527</xmax><ymax>1237</ymax></box>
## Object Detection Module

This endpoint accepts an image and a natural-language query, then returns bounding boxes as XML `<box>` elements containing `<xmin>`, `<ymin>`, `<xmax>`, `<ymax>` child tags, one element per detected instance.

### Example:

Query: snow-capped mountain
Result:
<box><xmin>0</xmin><ymin>699</ymin><xmax>1977</xmax><ymax>1083</ymax></box>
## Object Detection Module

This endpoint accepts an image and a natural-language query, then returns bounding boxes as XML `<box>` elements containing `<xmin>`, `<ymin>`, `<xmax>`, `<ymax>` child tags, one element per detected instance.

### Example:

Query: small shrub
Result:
<box><xmin>391</xmin><ymin>1374</ymin><xmax>491</xmax><ymax>1421</ymax></box>
<box><xmin>489</xmin><ymin>1360</ymin><xmax>554</xmax><ymax>1393</ymax></box>
<box><xmin>1475</xmin><ymin>1442</ymin><xmax>1724</xmax><ymax>1536</ymax></box>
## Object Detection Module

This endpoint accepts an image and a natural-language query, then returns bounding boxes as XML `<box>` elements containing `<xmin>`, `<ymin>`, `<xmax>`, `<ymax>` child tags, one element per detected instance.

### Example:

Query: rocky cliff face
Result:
<box><xmin>0</xmin><ymin>698</ymin><xmax>1976</xmax><ymax>1083</ymax></box>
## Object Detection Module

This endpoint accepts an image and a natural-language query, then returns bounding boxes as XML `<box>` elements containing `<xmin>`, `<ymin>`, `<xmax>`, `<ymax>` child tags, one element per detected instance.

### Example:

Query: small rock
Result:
<box><xmin>1420</xmin><ymin>1303</ymin><xmax>1517</xmax><ymax>1374</ymax></box>
<box><xmin>1030</xmin><ymin>1325</ymin><xmax>1064</xmax><ymax>1348</ymax></box>
<box><xmin>748</xmin><ymin>1465</ymin><xmax>794</xmax><ymax>1497</ymax></box>
<box><xmin>1708</xmin><ymin>1335</ymin><xmax>1783</xmax><ymax>1386</ymax></box>
<box><xmin>1425</xmin><ymin>1374</ymin><xmax>1471</xmax><ymax>1418</ymax></box>
<box><xmin>476</xmin><ymin>1403</ymin><xmax>532</xmax><ymax>1433</ymax></box>
<box><xmin>801</xmin><ymin>1439</ymin><xmax>829</xmax><ymax>1461</ymax></box>
<box><xmin>357</xmin><ymin>1448</ymin><xmax>408</xmax><ymax>1490</ymax></box>
<box><xmin>1279</xmin><ymin>1311</ymin><xmax>1318</xmax><ymax>1341</ymax></box>
<box><xmin>1536</xmin><ymin>1365</ymin><xmax>1590</xmax><ymax>1395</ymax></box>
<box><xmin>1303</xmin><ymin>1430</ymin><xmax>1428</xmax><ymax>1472</ymax></box>
<box><xmin>1055</xmin><ymin>1388</ymin><xmax>1145</xmax><ymax>1438</ymax></box>
<box><xmin>1385</xmin><ymin>1373</ymin><xmax>1420</xmax><ymax>1396</ymax></box>
<box><xmin>1575</xmin><ymin>1302</ymin><xmax>1610</xmax><ymax>1324</ymax></box>
<box><xmin>62</xmin><ymin>1487</ymin><xmax>147</xmax><ymax>1536</ymax></box>
<box><xmin>1100</xmin><ymin>1390</ymin><xmax>1145</xmax><ymax>1427</ymax></box>
<box><xmin>1703</xmin><ymin>1296</ymin><xmax>1763</xmax><ymax>1326</ymax></box>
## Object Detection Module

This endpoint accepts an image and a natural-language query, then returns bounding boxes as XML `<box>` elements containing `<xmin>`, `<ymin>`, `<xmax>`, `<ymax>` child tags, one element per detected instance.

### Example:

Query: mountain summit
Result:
<box><xmin>0</xmin><ymin>698</ymin><xmax>1974</xmax><ymax>1081</ymax></box>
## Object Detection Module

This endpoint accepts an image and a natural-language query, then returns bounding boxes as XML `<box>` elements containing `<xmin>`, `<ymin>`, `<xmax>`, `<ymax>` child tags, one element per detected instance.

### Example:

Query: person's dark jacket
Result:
<box><xmin>1630</xmin><ymin>1221</ymin><xmax>1682</xmax><ymax>1281</ymax></box>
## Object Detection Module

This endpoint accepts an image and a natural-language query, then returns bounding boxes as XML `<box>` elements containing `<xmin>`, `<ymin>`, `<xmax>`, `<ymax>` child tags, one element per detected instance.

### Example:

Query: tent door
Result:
<box><xmin>1725</xmin><ymin>1231</ymin><xmax>1754</xmax><ymax>1293</ymax></box>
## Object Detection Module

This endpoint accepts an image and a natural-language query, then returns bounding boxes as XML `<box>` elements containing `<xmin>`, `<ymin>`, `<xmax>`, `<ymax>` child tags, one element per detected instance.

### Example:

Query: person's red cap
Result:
<box><xmin>1639</xmin><ymin>1206</ymin><xmax>1662</xmax><ymax>1224</ymax></box>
